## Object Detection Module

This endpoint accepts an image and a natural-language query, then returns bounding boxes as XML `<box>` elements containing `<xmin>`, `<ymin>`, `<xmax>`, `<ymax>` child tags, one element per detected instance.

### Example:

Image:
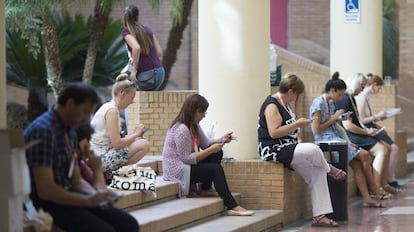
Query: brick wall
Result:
<box><xmin>287</xmin><ymin>0</ymin><xmax>330</xmax><ymax>64</ymax></box>
<box><xmin>127</xmin><ymin>91</ymin><xmax>196</xmax><ymax>156</ymax></box>
<box><xmin>222</xmin><ymin>161</ymin><xmax>312</xmax><ymax>224</ymax></box>
<box><xmin>398</xmin><ymin>0</ymin><xmax>414</xmax><ymax>137</ymax></box>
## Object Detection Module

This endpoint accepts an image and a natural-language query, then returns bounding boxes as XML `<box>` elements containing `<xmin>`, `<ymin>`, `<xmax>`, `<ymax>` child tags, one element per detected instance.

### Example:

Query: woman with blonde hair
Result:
<box><xmin>258</xmin><ymin>73</ymin><xmax>345</xmax><ymax>227</ymax></box>
<box><xmin>355</xmin><ymin>73</ymin><xmax>403</xmax><ymax>190</ymax></box>
<box><xmin>334</xmin><ymin>73</ymin><xmax>397</xmax><ymax>195</ymax></box>
<box><xmin>310</xmin><ymin>72</ymin><xmax>388</xmax><ymax>207</ymax></box>
<box><xmin>90</xmin><ymin>74</ymin><xmax>150</xmax><ymax>182</ymax></box>
<box><xmin>122</xmin><ymin>4</ymin><xmax>165</xmax><ymax>90</ymax></box>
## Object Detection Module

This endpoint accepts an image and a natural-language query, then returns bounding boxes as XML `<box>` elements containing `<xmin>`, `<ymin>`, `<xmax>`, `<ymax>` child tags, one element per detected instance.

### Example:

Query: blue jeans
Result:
<box><xmin>134</xmin><ymin>67</ymin><xmax>165</xmax><ymax>91</ymax></box>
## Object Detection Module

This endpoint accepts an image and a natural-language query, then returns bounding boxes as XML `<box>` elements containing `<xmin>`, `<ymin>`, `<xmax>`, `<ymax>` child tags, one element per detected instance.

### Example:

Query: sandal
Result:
<box><xmin>371</xmin><ymin>187</ymin><xmax>393</xmax><ymax>200</ymax></box>
<box><xmin>328</xmin><ymin>165</ymin><xmax>347</xmax><ymax>181</ymax></box>
<box><xmin>383</xmin><ymin>184</ymin><xmax>398</xmax><ymax>194</ymax></box>
<box><xmin>363</xmin><ymin>201</ymin><xmax>386</xmax><ymax>208</ymax></box>
<box><xmin>312</xmin><ymin>215</ymin><xmax>339</xmax><ymax>227</ymax></box>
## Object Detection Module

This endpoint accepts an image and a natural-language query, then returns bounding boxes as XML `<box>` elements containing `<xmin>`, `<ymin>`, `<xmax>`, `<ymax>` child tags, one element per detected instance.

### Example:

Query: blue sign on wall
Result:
<box><xmin>345</xmin><ymin>0</ymin><xmax>360</xmax><ymax>23</ymax></box>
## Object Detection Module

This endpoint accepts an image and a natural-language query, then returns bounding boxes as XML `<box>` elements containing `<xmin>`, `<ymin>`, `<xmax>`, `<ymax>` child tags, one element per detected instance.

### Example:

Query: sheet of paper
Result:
<box><xmin>385</xmin><ymin>108</ymin><xmax>401</xmax><ymax>118</ymax></box>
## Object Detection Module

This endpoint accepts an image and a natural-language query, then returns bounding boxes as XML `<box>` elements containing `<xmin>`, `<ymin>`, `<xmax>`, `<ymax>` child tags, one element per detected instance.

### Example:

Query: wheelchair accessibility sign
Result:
<box><xmin>345</xmin><ymin>0</ymin><xmax>360</xmax><ymax>23</ymax></box>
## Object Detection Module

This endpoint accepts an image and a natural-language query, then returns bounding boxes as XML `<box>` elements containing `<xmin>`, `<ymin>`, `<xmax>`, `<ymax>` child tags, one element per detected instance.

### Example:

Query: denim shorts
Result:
<box><xmin>135</xmin><ymin>67</ymin><xmax>165</xmax><ymax>91</ymax></box>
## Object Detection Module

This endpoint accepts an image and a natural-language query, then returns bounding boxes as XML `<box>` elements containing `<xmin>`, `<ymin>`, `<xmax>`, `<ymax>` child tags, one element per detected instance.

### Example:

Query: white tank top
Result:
<box><xmin>90</xmin><ymin>100</ymin><xmax>120</xmax><ymax>147</ymax></box>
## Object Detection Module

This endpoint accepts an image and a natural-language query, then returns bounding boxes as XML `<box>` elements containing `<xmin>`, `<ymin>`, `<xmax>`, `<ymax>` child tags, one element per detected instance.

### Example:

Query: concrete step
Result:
<box><xmin>128</xmin><ymin>195</ymin><xmax>245</xmax><ymax>232</ymax></box>
<box><xmin>178</xmin><ymin>210</ymin><xmax>283</xmax><ymax>232</ymax></box>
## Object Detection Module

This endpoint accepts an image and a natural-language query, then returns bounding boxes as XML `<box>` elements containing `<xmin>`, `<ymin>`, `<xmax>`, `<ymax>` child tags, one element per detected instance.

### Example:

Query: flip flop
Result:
<box><xmin>328</xmin><ymin>167</ymin><xmax>347</xmax><ymax>181</ymax></box>
<box><xmin>312</xmin><ymin>215</ymin><xmax>339</xmax><ymax>227</ymax></box>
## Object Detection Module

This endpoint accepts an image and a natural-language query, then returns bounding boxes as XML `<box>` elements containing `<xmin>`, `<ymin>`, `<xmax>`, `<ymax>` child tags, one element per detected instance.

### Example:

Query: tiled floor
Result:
<box><xmin>282</xmin><ymin>172</ymin><xmax>414</xmax><ymax>232</ymax></box>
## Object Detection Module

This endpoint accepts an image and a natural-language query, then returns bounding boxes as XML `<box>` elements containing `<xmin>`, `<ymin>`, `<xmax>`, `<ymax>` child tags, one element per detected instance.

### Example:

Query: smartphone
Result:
<box><xmin>373</xmin><ymin>127</ymin><xmax>385</xmax><ymax>136</ymax></box>
<box><xmin>339</xmin><ymin>111</ymin><xmax>353</xmax><ymax>119</ymax></box>
<box><xmin>99</xmin><ymin>194</ymin><xmax>124</xmax><ymax>208</ymax></box>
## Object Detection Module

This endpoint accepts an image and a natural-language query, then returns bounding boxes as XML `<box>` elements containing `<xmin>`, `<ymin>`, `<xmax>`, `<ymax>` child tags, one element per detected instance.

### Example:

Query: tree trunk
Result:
<box><xmin>27</xmin><ymin>89</ymin><xmax>48</xmax><ymax>122</ymax></box>
<box><xmin>160</xmin><ymin>0</ymin><xmax>194</xmax><ymax>90</ymax></box>
<box><xmin>42</xmin><ymin>23</ymin><xmax>63</xmax><ymax>98</ymax></box>
<box><xmin>82</xmin><ymin>2</ymin><xmax>110</xmax><ymax>84</ymax></box>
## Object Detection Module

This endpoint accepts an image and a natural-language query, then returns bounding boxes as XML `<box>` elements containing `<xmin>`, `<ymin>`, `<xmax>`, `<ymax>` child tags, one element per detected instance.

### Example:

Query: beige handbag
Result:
<box><xmin>335</xmin><ymin>122</ymin><xmax>351</xmax><ymax>143</ymax></box>
<box><xmin>109</xmin><ymin>164</ymin><xmax>157</xmax><ymax>197</ymax></box>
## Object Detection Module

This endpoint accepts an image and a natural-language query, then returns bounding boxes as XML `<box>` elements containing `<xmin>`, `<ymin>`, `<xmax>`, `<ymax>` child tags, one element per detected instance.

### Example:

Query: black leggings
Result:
<box><xmin>190</xmin><ymin>150</ymin><xmax>238</xmax><ymax>209</ymax></box>
<box><xmin>34</xmin><ymin>200</ymin><xmax>139</xmax><ymax>232</ymax></box>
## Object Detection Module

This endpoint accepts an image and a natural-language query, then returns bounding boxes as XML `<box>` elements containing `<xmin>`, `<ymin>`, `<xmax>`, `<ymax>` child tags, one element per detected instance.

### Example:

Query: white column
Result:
<box><xmin>331</xmin><ymin>0</ymin><xmax>382</xmax><ymax>80</ymax></box>
<box><xmin>199</xmin><ymin>0</ymin><xmax>270</xmax><ymax>159</ymax></box>
<box><xmin>0</xmin><ymin>1</ymin><xmax>10</xmax><ymax>231</ymax></box>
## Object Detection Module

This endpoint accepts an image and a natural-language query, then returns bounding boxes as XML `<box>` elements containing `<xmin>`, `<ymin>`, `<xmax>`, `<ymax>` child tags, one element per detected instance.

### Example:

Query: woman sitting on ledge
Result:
<box><xmin>310</xmin><ymin>72</ymin><xmax>389</xmax><ymax>207</ymax></box>
<box><xmin>334</xmin><ymin>73</ymin><xmax>396</xmax><ymax>195</ymax></box>
<box><xmin>258</xmin><ymin>73</ymin><xmax>345</xmax><ymax>227</ymax></box>
<box><xmin>90</xmin><ymin>74</ymin><xmax>150</xmax><ymax>182</ymax></box>
<box><xmin>162</xmin><ymin>93</ymin><xmax>254</xmax><ymax>216</ymax></box>
<box><xmin>355</xmin><ymin>73</ymin><xmax>403</xmax><ymax>191</ymax></box>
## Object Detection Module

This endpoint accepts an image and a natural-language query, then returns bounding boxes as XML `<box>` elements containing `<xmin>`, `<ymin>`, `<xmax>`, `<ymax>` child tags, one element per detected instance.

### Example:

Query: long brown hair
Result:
<box><xmin>123</xmin><ymin>4</ymin><xmax>152</xmax><ymax>55</ymax></box>
<box><xmin>171</xmin><ymin>94</ymin><xmax>209</xmax><ymax>133</ymax></box>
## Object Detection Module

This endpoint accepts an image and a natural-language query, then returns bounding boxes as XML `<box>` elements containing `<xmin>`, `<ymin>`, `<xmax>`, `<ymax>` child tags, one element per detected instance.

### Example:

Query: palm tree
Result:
<box><xmin>7</xmin><ymin>13</ymin><xmax>127</xmax><ymax>121</ymax></box>
<box><xmin>148</xmin><ymin>0</ymin><xmax>195</xmax><ymax>89</ymax></box>
<box><xmin>6</xmin><ymin>0</ymin><xmax>64</xmax><ymax>98</ymax></box>
<box><xmin>6</xmin><ymin>29</ymin><xmax>48</xmax><ymax>122</ymax></box>
<box><xmin>161</xmin><ymin>0</ymin><xmax>195</xmax><ymax>89</ymax></box>
<box><xmin>82</xmin><ymin>0</ymin><xmax>125</xmax><ymax>84</ymax></box>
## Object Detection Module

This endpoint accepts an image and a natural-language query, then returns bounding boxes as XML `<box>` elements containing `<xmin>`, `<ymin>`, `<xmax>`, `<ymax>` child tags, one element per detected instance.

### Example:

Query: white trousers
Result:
<box><xmin>290</xmin><ymin>142</ymin><xmax>333</xmax><ymax>217</ymax></box>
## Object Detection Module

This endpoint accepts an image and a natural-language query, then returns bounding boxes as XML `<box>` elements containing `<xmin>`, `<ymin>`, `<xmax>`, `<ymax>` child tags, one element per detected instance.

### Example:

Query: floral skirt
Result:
<box><xmin>91</xmin><ymin>144</ymin><xmax>129</xmax><ymax>172</ymax></box>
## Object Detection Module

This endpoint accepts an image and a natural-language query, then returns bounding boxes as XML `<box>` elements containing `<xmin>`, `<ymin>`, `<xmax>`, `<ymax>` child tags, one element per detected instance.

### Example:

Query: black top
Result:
<box><xmin>257</xmin><ymin>96</ymin><xmax>298</xmax><ymax>169</ymax></box>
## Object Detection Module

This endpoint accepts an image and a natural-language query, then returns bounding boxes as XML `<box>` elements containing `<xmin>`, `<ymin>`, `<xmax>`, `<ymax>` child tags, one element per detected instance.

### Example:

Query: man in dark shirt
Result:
<box><xmin>24</xmin><ymin>83</ymin><xmax>139</xmax><ymax>232</ymax></box>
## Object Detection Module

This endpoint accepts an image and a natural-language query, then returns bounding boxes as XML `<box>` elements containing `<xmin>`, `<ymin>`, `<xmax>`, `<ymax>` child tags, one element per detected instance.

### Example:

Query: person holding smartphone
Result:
<box><xmin>310</xmin><ymin>72</ymin><xmax>389</xmax><ymax>207</ymax></box>
<box><xmin>258</xmin><ymin>73</ymin><xmax>346</xmax><ymax>227</ymax></box>
<box><xmin>24</xmin><ymin>83</ymin><xmax>138</xmax><ymax>232</ymax></box>
<box><xmin>162</xmin><ymin>94</ymin><xmax>254</xmax><ymax>216</ymax></box>
<box><xmin>90</xmin><ymin>74</ymin><xmax>150</xmax><ymax>183</ymax></box>
<box><xmin>355</xmin><ymin>73</ymin><xmax>403</xmax><ymax>191</ymax></box>
<box><xmin>334</xmin><ymin>73</ymin><xmax>397</xmax><ymax>195</ymax></box>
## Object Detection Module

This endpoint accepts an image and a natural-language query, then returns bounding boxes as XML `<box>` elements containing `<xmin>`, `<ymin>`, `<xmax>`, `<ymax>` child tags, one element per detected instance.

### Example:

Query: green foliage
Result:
<box><xmin>383</xmin><ymin>0</ymin><xmax>398</xmax><ymax>18</ymax></box>
<box><xmin>6</xmin><ymin>0</ymin><xmax>62</xmax><ymax>58</ymax></box>
<box><xmin>6</xmin><ymin>28</ymin><xmax>49</xmax><ymax>106</ymax></box>
<box><xmin>383</xmin><ymin>17</ymin><xmax>399</xmax><ymax>78</ymax></box>
<box><xmin>382</xmin><ymin>0</ymin><xmax>399</xmax><ymax>78</ymax></box>
<box><xmin>7</xmin><ymin>12</ymin><xmax>127</xmax><ymax>91</ymax></box>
